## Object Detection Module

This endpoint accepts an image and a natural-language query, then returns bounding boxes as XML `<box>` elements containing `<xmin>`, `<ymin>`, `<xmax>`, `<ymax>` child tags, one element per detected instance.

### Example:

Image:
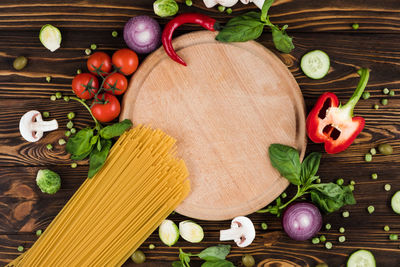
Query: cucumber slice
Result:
<box><xmin>39</xmin><ymin>24</ymin><xmax>62</xmax><ymax>52</ymax></box>
<box><xmin>391</xmin><ymin>191</ymin><xmax>400</xmax><ymax>214</ymax></box>
<box><xmin>179</xmin><ymin>220</ymin><xmax>204</xmax><ymax>243</ymax></box>
<box><xmin>300</xmin><ymin>50</ymin><xmax>330</xmax><ymax>79</ymax></box>
<box><xmin>347</xmin><ymin>250</ymin><xmax>376</xmax><ymax>267</ymax></box>
<box><xmin>158</xmin><ymin>220</ymin><xmax>179</xmax><ymax>247</ymax></box>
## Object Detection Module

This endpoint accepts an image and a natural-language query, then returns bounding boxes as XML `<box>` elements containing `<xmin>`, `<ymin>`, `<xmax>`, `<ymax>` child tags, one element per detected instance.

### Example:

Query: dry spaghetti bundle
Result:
<box><xmin>8</xmin><ymin>125</ymin><xmax>190</xmax><ymax>267</ymax></box>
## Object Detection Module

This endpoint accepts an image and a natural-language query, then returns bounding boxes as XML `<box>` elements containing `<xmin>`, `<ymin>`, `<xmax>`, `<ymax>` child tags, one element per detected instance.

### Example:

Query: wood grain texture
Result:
<box><xmin>1</xmin><ymin>0</ymin><xmax>400</xmax><ymax>266</ymax></box>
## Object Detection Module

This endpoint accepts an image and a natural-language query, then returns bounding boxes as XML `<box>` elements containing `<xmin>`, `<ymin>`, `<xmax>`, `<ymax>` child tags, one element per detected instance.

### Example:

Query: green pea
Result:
<box><xmin>67</xmin><ymin>112</ymin><xmax>75</xmax><ymax>120</ymax></box>
<box><xmin>63</xmin><ymin>96</ymin><xmax>70</xmax><ymax>102</ymax></box>
<box><xmin>342</xmin><ymin>211</ymin><xmax>350</xmax><ymax>218</ymax></box>
<box><xmin>226</xmin><ymin>8</ymin><xmax>232</xmax><ymax>14</ymax></box>
<box><xmin>373</xmin><ymin>104</ymin><xmax>379</xmax><ymax>110</ymax></box>
<box><xmin>46</xmin><ymin>76</ymin><xmax>51</xmax><ymax>83</ymax></box>
<box><xmin>90</xmin><ymin>44</ymin><xmax>97</xmax><ymax>50</ymax></box>
<box><xmin>218</xmin><ymin>5</ymin><xmax>225</xmax><ymax>12</ymax></box>
<box><xmin>42</xmin><ymin>112</ymin><xmax>50</xmax><ymax>118</ymax></box>
<box><xmin>338</xmin><ymin>236</ymin><xmax>346</xmax><ymax>242</ymax></box>
<box><xmin>312</xmin><ymin>237</ymin><xmax>320</xmax><ymax>244</ymax></box>
<box><xmin>70</xmin><ymin>128</ymin><xmax>77</xmax><ymax>134</ymax></box>
<box><xmin>316</xmin><ymin>178</ymin><xmax>321</xmax><ymax>184</ymax></box>
<box><xmin>385</xmin><ymin>184</ymin><xmax>391</xmax><ymax>191</ymax></box>
<box><xmin>46</xmin><ymin>144</ymin><xmax>53</xmax><ymax>150</ymax></box>
<box><xmin>71</xmin><ymin>162</ymin><xmax>78</xmax><ymax>168</ymax></box>
<box><xmin>389</xmin><ymin>234</ymin><xmax>398</xmax><ymax>241</ymax></box>
<box><xmin>36</xmin><ymin>229</ymin><xmax>42</xmax><ymax>236</ymax></box>
<box><xmin>336</xmin><ymin>178</ymin><xmax>344</xmax><ymax>185</ymax></box>
<box><xmin>148</xmin><ymin>244</ymin><xmax>155</xmax><ymax>250</ymax></box>
<box><xmin>281</xmin><ymin>192</ymin><xmax>287</xmax><ymax>198</ymax></box>
<box><xmin>384</xmin><ymin>225</ymin><xmax>390</xmax><ymax>232</ymax></box>
<box><xmin>50</xmin><ymin>95</ymin><xmax>56</xmax><ymax>101</ymax></box>
<box><xmin>365</xmin><ymin>153</ymin><xmax>372</xmax><ymax>162</ymax></box>
<box><xmin>371</xmin><ymin>173</ymin><xmax>378</xmax><ymax>180</ymax></box>
<box><xmin>261</xmin><ymin>222</ymin><xmax>268</xmax><ymax>230</ymax></box>
<box><xmin>383</xmin><ymin>88</ymin><xmax>389</xmax><ymax>95</ymax></box>
<box><xmin>242</xmin><ymin>254</ymin><xmax>255</xmax><ymax>267</ymax></box>
<box><xmin>185</xmin><ymin>0</ymin><xmax>193</xmax><ymax>6</ymax></box>
<box><xmin>362</xmin><ymin>91</ymin><xmax>370</xmax><ymax>100</ymax></box>
<box><xmin>65</xmin><ymin>131</ymin><xmax>71</xmax><ymax>137</ymax></box>
<box><xmin>367</xmin><ymin>205</ymin><xmax>375</xmax><ymax>214</ymax></box>
<box><xmin>85</xmin><ymin>48</ymin><xmax>92</xmax><ymax>55</ymax></box>
<box><xmin>378</xmin><ymin>143</ymin><xmax>393</xmax><ymax>155</ymax></box>
<box><xmin>58</xmin><ymin>138</ymin><xmax>66</xmax><ymax>145</ymax></box>
<box><xmin>319</xmin><ymin>235</ymin><xmax>326</xmax><ymax>242</ymax></box>
<box><xmin>13</xmin><ymin>56</ymin><xmax>28</xmax><ymax>70</ymax></box>
<box><xmin>325</xmin><ymin>223</ymin><xmax>331</xmax><ymax>230</ymax></box>
<box><xmin>17</xmin><ymin>246</ymin><xmax>24</xmax><ymax>252</ymax></box>
<box><xmin>112</xmin><ymin>31</ymin><xmax>118</xmax><ymax>37</ymax></box>
<box><xmin>131</xmin><ymin>250</ymin><xmax>146</xmax><ymax>264</ymax></box>
<box><xmin>352</xmin><ymin>23</ymin><xmax>359</xmax><ymax>30</ymax></box>
<box><xmin>381</xmin><ymin>98</ymin><xmax>388</xmax><ymax>106</ymax></box>
<box><xmin>350</xmin><ymin>180</ymin><xmax>356</xmax><ymax>185</ymax></box>
<box><xmin>55</xmin><ymin>92</ymin><xmax>62</xmax><ymax>99</ymax></box>
<box><xmin>339</xmin><ymin>227</ymin><xmax>345</xmax><ymax>233</ymax></box>
<box><xmin>325</xmin><ymin>242</ymin><xmax>333</xmax><ymax>249</ymax></box>
<box><xmin>76</xmin><ymin>69</ymin><xmax>82</xmax><ymax>74</ymax></box>
<box><xmin>67</xmin><ymin>121</ymin><xmax>74</xmax><ymax>129</ymax></box>
<box><xmin>389</xmin><ymin>90</ymin><xmax>395</xmax><ymax>96</ymax></box>
<box><xmin>370</xmin><ymin>148</ymin><xmax>376</xmax><ymax>155</ymax></box>
<box><xmin>349</xmin><ymin>184</ymin><xmax>355</xmax><ymax>191</ymax></box>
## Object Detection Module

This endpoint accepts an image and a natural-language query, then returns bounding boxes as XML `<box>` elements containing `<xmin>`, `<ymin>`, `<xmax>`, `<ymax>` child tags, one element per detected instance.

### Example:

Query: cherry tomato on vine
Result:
<box><xmin>103</xmin><ymin>73</ymin><xmax>128</xmax><ymax>95</ymax></box>
<box><xmin>71</xmin><ymin>73</ymin><xmax>99</xmax><ymax>99</ymax></box>
<box><xmin>112</xmin><ymin>48</ymin><xmax>139</xmax><ymax>75</ymax></box>
<box><xmin>91</xmin><ymin>93</ymin><xmax>120</xmax><ymax>123</ymax></box>
<box><xmin>87</xmin><ymin>52</ymin><xmax>112</xmax><ymax>76</ymax></box>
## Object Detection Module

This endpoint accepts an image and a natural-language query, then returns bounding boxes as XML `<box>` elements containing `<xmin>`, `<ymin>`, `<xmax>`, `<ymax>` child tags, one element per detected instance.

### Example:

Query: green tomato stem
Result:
<box><xmin>257</xmin><ymin>185</ymin><xmax>309</xmax><ymax>213</ymax></box>
<box><xmin>69</xmin><ymin>96</ymin><xmax>101</xmax><ymax>128</ymax></box>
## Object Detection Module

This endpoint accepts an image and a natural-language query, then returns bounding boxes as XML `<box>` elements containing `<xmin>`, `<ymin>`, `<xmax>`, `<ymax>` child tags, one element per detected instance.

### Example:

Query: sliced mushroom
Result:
<box><xmin>19</xmin><ymin>110</ymin><xmax>58</xmax><ymax>142</ymax></box>
<box><xmin>240</xmin><ymin>0</ymin><xmax>265</xmax><ymax>9</ymax></box>
<box><xmin>220</xmin><ymin>216</ymin><xmax>255</xmax><ymax>247</ymax></box>
<box><xmin>204</xmin><ymin>0</ymin><xmax>239</xmax><ymax>8</ymax></box>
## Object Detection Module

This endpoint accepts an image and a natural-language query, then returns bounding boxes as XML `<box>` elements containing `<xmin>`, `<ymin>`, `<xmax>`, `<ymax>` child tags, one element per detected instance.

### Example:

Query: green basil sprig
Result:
<box><xmin>258</xmin><ymin>144</ymin><xmax>355</xmax><ymax>216</ymax></box>
<box><xmin>216</xmin><ymin>0</ymin><xmax>294</xmax><ymax>53</ymax></box>
<box><xmin>172</xmin><ymin>245</ymin><xmax>233</xmax><ymax>267</ymax></box>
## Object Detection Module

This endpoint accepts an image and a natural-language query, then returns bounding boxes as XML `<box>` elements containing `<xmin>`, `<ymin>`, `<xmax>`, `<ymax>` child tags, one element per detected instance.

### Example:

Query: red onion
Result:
<box><xmin>123</xmin><ymin>15</ymin><xmax>161</xmax><ymax>54</ymax></box>
<box><xmin>282</xmin><ymin>202</ymin><xmax>322</xmax><ymax>241</ymax></box>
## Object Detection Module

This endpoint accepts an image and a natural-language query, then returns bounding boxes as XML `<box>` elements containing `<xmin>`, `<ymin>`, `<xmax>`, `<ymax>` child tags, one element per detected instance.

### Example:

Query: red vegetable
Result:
<box><xmin>306</xmin><ymin>68</ymin><xmax>370</xmax><ymax>154</ymax></box>
<box><xmin>112</xmin><ymin>48</ymin><xmax>139</xmax><ymax>75</ymax></box>
<box><xmin>104</xmin><ymin>73</ymin><xmax>128</xmax><ymax>95</ymax></box>
<box><xmin>162</xmin><ymin>13</ymin><xmax>219</xmax><ymax>66</ymax></box>
<box><xmin>282</xmin><ymin>202</ymin><xmax>322</xmax><ymax>241</ymax></box>
<box><xmin>87</xmin><ymin>52</ymin><xmax>112</xmax><ymax>76</ymax></box>
<box><xmin>91</xmin><ymin>93</ymin><xmax>121</xmax><ymax>123</ymax></box>
<box><xmin>71</xmin><ymin>73</ymin><xmax>99</xmax><ymax>100</ymax></box>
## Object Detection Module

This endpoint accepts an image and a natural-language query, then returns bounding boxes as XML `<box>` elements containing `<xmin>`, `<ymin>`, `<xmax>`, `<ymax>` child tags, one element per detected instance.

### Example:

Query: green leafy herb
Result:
<box><xmin>175</xmin><ymin>245</ymin><xmax>231</xmax><ymax>267</ymax></box>
<box><xmin>172</xmin><ymin>262</ymin><xmax>185</xmax><ymax>267</ymax></box>
<box><xmin>99</xmin><ymin>119</ymin><xmax>133</xmax><ymax>139</ymax></box>
<box><xmin>216</xmin><ymin>0</ymin><xmax>294</xmax><ymax>53</ymax></box>
<box><xmin>201</xmin><ymin>260</ymin><xmax>235</xmax><ymax>267</ymax></box>
<box><xmin>66</xmin><ymin>128</ymin><xmax>94</xmax><ymax>156</ymax></box>
<box><xmin>88</xmin><ymin>139</ymin><xmax>112</xmax><ymax>178</ymax></box>
<box><xmin>197</xmin><ymin>245</ymin><xmax>231</xmax><ymax>262</ymax></box>
<box><xmin>258</xmin><ymin>144</ymin><xmax>356</xmax><ymax>216</ymax></box>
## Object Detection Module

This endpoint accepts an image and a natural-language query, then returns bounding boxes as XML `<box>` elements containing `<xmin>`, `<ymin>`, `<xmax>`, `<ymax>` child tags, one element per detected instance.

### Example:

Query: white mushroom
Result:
<box><xmin>219</xmin><ymin>216</ymin><xmax>255</xmax><ymax>247</ymax></box>
<box><xmin>19</xmin><ymin>110</ymin><xmax>58</xmax><ymax>142</ymax></box>
<box><xmin>203</xmin><ymin>0</ymin><xmax>239</xmax><ymax>8</ymax></box>
<box><xmin>240</xmin><ymin>0</ymin><xmax>265</xmax><ymax>9</ymax></box>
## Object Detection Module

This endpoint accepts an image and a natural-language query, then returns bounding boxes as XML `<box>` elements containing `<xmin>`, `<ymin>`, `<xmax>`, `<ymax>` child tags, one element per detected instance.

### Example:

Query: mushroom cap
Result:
<box><xmin>19</xmin><ymin>110</ymin><xmax>58</xmax><ymax>142</ymax></box>
<box><xmin>231</xmin><ymin>216</ymin><xmax>255</xmax><ymax>247</ymax></box>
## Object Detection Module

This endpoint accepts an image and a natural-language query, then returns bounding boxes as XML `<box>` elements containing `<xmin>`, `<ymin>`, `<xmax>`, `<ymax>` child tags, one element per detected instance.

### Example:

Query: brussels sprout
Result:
<box><xmin>36</xmin><ymin>169</ymin><xmax>61</xmax><ymax>194</ymax></box>
<box><xmin>153</xmin><ymin>0</ymin><xmax>178</xmax><ymax>17</ymax></box>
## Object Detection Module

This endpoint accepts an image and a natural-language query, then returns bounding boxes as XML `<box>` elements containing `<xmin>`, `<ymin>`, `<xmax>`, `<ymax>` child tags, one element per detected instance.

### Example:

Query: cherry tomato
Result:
<box><xmin>91</xmin><ymin>93</ymin><xmax>120</xmax><ymax>123</ymax></box>
<box><xmin>103</xmin><ymin>73</ymin><xmax>128</xmax><ymax>95</ymax></box>
<box><xmin>112</xmin><ymin>48</ymin><xmax>139</xmax><ymax>75</ymax></box>
<box><xmin>71</xmin><ymin>73</ymin><xmax>99</xmax><ymax>99</ymax></box>
<box><xmin>87</xmin><ymin>52</ymin><xmax>112</xmax><ymax>76</ymax></box>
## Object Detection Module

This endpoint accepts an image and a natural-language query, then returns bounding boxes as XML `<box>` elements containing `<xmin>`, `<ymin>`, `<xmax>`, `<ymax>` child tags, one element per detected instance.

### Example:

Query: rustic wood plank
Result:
<box><xmin>0</xmin><ymin>0</ymin><xmax>399</xmax><ymax>33</ymax></box>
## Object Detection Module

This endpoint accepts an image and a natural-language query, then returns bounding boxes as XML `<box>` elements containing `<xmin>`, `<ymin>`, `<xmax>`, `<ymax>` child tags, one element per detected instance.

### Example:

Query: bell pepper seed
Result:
<box><xmin>71</xmin><ymin>162</ymin><xmax>78</xmax><ymax>168</ymax></box>
<box><xmin>312</xmin><ymin>237</ymin><xmax>320</xmax><ymax>244</ymax></box>
<box><xmin>381</xmin><ymin>98</ymin><xmax>388</xmax><ymax>106</ymax></box>
<box><xmin>362</xmin><ymin>91</ymin><xmax>370</xmax><ymax>100</ymax></box>
<box><xmin>385</xmin><ymin>184</ymin><xmax>391</xmax><ymax>191</ymax></box>
<box><xmin>384</xmin><ymin>225</ymin><xmax>390</xmax><ymax>232</ymax></box>
<box><xmin>339</xmin><ymin>227</ymin><xmax>345</xmax><ymax>233</ymax></box>
<box><xmin>342</xmin><ymin>211</ymin><xmax>350</xmax><ymax>218</ymax></box>
<box><xmin>383</xmin><ymin>88</ymin><xmax>390</xmax><ymax>95</ymax></box>
<box><xmin>367</xmin><ymin>205</ymin><xmax>375</xmax><ymax>214</ymax></box>
<box><xmin>365</xmin><ymin>153</ymin><xmax>372</xmax><ymax>162</ymax></box>
<box><xmin>371</xmin><ymin>173</ymin><xmax>378</xmax><ymax>179</ymax></box>
<box><xmin>325</xmin><ymin>242</ymin><xmax>333</xmax><ymax>249</ymax></box>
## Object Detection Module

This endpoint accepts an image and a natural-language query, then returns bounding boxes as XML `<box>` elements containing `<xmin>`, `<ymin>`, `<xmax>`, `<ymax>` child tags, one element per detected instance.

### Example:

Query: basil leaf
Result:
<box><xmin>310</xmin><ymin>183</ymin><xmax>356</xmax><ymax>213</ymax></box>
<box><xmin>90</xmin><ymin>135</ymin><xmax>99</xmax><ymax>145</ymax></box>
<box><xmin>216</xmin><ymin>12</ymin><xmax>264</xmax><ymax>42</ymax></box>
<box><xmin>198</xmin><ymin>245</ymin><xmax>231</xmax><ymax>262</ymax></box>
<box><xmin>270</xmin><ymin>25</ymin><xmax>294</xmax><ymax>53</ymax></box>
<box><xmin>201</xmin><ymin>260</ymin><xmax>235</xmax><ymax>267</ymax></box>
<box><xmin>99</xmin><ymin>119</ymin><xmax>133</xmax><ymax>139</ymax></box>
<box><xmin>269</xmin><ymin>144</ymin><xmax>301</xmax><ymax>185</ymax></box>
<box><xmin>300</xmin><ymin>152</ymin><xmax>321</xmax><ymax>183</ymax></box>
<box><xmin>261</xmin><ymin>0</ymin><xmax>274</xmax><ymax>22</ymax></box>
<box><xmin>66</xmin><ymin>128</ymin><xmax>94</xmax><ymax>156</ymax></box>
<box><xmin>88</xmin><ymin>139</ymin><xmax>112</xmax><ymax>178</ymax></box>
<box><xmin>70</xmin><ymin>146</ymin><xmax>93</xmax><ymax>160</ymax></box>
<box><xmin>172</xmin><ymin>261</ymin><xmax>184</xmax><ymax>267</ymax></box>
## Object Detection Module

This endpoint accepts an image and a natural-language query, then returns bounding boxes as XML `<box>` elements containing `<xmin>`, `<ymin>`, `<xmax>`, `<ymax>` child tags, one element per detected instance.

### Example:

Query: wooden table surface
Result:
<box><xmin>1</xmin><ymin>0</ymin><xmax>400</xmax><ymax>266</ymax></box>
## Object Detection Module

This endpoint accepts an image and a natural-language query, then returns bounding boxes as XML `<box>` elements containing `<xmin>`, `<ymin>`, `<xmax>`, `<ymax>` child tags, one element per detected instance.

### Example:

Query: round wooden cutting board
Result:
<box><xmin>120</xmin><ymin>31</ymin><xmax>306</xmax><ymax>221</ymax></box>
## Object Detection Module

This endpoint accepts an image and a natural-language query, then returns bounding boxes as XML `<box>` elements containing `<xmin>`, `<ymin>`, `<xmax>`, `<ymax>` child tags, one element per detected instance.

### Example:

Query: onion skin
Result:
<box><xmin>282</xmin><ymin>202</ymin><xmax>322</xmax><ymax>241</ymax></box>
<box><xmin>123</xmin><ymin>15</ymin><xmax>161</xmax><ymax>54</ymax></box>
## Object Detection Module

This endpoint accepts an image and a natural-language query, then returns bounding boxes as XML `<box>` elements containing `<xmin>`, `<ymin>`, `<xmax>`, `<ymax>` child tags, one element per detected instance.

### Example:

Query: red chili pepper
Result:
<box><xmin>306</xmin><ymin>68</ymin><xmax>370</xmax><ymax>154</ymax></box>
<box><xmin>162</xmin><ymin>13</ymin><xmax>219</xmax><ymax>66</ymax></box>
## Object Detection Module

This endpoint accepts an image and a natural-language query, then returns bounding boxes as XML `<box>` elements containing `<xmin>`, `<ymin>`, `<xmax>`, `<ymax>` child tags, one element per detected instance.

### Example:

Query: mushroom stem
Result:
<box><xmin>32</xmin><ymin>119</ymin><xmax>58</xmax><ymax>132</ymax></box>
<box><xmin>220</xmin><ymin>227</ymin><xmax>242</xmax><ymax>241</ymax></box>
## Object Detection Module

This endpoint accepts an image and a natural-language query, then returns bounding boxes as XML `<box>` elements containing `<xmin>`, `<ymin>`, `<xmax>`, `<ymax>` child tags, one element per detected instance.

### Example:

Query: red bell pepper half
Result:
<box><xmin>306</xmin><ymin>68</ymin><xmax>370</xmax><ymax>154</ymax></box>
